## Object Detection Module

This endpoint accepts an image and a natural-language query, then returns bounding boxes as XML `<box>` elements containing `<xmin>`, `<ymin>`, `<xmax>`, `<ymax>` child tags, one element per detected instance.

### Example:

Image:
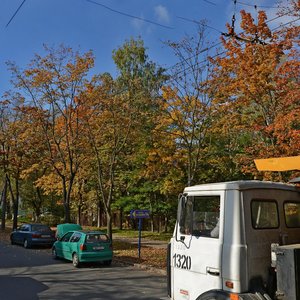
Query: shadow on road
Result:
<box><xmin>0</xmin><ymin>241</ymin><xmax>59</xmax><ymax>268</ymax></box>
<box><xmin>0</xmin><ymin>275</ymin><xmax>48</xmax><ymax>300</ymax></box>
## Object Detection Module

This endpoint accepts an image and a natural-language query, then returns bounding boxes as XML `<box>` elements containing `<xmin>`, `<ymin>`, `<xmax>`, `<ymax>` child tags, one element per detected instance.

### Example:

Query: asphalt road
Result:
<box><xmin>0</xmin><ymin>242</ymin><xmax>168</xmax><ymax>300</ymax></box>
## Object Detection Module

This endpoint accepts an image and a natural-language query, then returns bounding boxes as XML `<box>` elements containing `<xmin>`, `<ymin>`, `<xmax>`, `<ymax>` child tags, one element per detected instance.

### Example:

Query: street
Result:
<box><xmin>0</xmin><ymin>241</ymin><xmax>168</xmax><ymax>300</ymax></box>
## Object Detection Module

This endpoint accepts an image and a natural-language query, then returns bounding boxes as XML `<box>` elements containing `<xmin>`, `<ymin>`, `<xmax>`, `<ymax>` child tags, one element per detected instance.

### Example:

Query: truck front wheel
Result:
<box><xmin>196</xmin><ymin>290</ymin><xmax>231</xmax><ymax>300</ymax></box>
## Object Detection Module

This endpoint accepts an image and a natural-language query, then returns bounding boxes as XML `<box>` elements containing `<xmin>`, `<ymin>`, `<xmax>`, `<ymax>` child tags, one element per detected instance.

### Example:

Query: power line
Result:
<box><xmin>171</xmin><ymin>6</ymin><xmax>297</xmax><ymax>75</ymax></box>
<box><xmin>86</xmin><ymin>0</ymin><xmax>173</xmax><ymax>30</ymax></box>
<box><xmin>236</xmin><ymin>1</ymin><xmax>283</xmax><ymax>9</ymax></box>
<box><xmin>5</xmin><ymin>0</ymin><xmax>27</xmax><ymax>28</ymax></box>
<box><xmin>165</xmin><ymin>16</ymin><xmax>300</xmax><ymax>84</ymax></box>
<box><xmin>202</xmin><ymin>0</ymin><xmax>217</xmax><ymax>6</ymax></box>
<box><xmin>177</xmin><ymin>16</ymin><xmax>223</xmax><ymax>34</ymax></box>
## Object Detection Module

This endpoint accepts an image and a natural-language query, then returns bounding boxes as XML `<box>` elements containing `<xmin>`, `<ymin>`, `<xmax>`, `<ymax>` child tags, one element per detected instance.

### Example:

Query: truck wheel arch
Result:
<box><xmin>196</xmin><ymin>290</ymin><xmax>231</xmax><ymax>300</ymax></box>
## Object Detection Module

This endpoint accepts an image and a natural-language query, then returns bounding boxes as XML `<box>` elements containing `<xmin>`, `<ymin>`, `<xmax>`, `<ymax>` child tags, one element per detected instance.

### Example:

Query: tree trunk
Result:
<box><xmin>64</xmin><ymin>202</ymin><xmax>71</xmax><ymax>223</ymax></box>
<box><xmin>1</xmin><ymin>178</ymin><xmax>8</xmax><ymax>230</ymax></box>
<box><xmin>62</xmin><ymin>179</ymin><xmax>71</xmax><ymax>223</ymax></box>
<box><xmin>106</xmin><ymin>210</ymin><xmax>112</xmax><ymax>240</ymax></box>
<box><xmin>7</xmin><ymin>176</ymin><xmax>19</xmax><ymax>231</ymax></box>
<box><xmin>77</xmin><ymin>205</ymin><xmax>82</xmax><ymax>225</ymax></box>
<box><xmin>119</xmin><ymin>208</ymin><xmax>123</xmax><ymax>230</ymax></box>
<box><xmin>35</xmin><ymin>187</ymin><xmax>44</xmax><ymax>223</ymax></box>
<box><xmin>34</xmin><ymin>206</ymin><xmax>41</xmax><ymax>223</ymax></box>
<box><xmin>164</xmin><ymin>216</ymin><xmax>168</xmax><ymax>233</ymax></box>
<box><xmin>150</xmin><ymin>216</ymin><xmax>154</xmax><ymax>232</ymax></box>
<box><xmin>97</xmin><ymin>199</ymin><xmax>103</xmax><ymax>227</ymax></box>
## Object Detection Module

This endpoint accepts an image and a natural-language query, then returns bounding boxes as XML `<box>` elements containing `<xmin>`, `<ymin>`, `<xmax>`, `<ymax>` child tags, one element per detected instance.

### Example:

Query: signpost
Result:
<box><xmin>130</xmin><ymin>209</ymin><xmax>150</xmax><ymax>258</ymax></box>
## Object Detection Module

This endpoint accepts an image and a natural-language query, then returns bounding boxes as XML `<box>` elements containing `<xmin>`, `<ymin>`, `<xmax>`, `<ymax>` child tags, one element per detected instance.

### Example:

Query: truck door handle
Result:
<box><xmin>207</xmin><ymin>267</ymin><xmax>220</xmax><ymax>276</ymax></box>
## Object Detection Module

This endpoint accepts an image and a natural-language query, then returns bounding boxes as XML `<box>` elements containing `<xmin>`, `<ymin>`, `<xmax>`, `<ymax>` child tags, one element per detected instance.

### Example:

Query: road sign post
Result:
<box><xmin>130</xmin><ymin>209</ymin><xmax>150</xmax><ymax>259</ymax></box>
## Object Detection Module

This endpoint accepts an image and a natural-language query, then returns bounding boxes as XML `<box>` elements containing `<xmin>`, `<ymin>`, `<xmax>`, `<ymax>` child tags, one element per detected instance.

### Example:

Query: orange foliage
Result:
<box><xmin>208</xmin><ymin>4</ymin><xmax>299</xmax><ymax>179</ymax></box>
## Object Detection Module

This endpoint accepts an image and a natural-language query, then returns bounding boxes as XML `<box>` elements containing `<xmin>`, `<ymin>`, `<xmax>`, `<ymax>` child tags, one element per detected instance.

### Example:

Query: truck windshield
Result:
<box><xmin>179</xmin><ymin>195</ymin><xmax>220</xmax><ymax>238</ymax></box>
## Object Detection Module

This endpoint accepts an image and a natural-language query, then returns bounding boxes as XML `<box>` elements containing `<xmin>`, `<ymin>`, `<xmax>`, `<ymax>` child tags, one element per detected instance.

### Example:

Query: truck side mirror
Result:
<box><xmin>178</xmin><ymin>194</ymin><xmax>187</xmax><ymax>228</ymax></box>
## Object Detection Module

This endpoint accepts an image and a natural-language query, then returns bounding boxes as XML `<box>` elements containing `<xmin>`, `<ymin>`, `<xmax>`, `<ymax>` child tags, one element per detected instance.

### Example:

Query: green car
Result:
<box><xmin>52</xmin><ymin>230</ymin><xmax>113</xmax><ymax>268</ymax></box>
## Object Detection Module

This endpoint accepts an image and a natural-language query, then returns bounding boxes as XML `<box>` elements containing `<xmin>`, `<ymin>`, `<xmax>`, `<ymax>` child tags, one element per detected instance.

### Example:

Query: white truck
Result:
<box><xmin>167</xmin><ymin>180</ymin><xmax>300</xmax><ymax>300</ymax></box>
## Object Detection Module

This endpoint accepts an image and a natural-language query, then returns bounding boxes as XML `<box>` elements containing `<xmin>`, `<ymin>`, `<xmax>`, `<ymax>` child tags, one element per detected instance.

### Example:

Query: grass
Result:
<box><xmin>112</xmin><ymin>228</ymin><xmax>172</xmax><ymax>241</ymax></box>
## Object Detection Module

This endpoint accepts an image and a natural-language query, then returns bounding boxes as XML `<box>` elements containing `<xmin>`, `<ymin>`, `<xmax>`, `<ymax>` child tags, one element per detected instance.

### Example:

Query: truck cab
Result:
<box><xmin>167</xmin><ymin>180</ymin><xmax>300</xmax><ymax>300</ymax></box>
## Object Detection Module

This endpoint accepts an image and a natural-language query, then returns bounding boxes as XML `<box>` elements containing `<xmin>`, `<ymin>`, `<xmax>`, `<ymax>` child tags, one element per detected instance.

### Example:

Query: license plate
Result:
<box><xmin>93</xmin><ymin>246</ymin><xmax>104</xmax><ymax>250</ymax></box>
<box><xmin>41</xmin><ymin>235</ymin><xmax>50</xmax><ymax>238</ymax></box>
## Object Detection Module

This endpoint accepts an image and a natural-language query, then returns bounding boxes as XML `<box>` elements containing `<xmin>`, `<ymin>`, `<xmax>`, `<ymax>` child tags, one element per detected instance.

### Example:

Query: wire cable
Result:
<box><xmin>236</xmin><ymin>1</ymin><xmax>283</xmax><ymax>9</ymax></box>
<box><xmin>86</xmin><ymin>0</ymin><xmax>173</xmax><ymax>30</ymax></box>
<box><xmin>5</xmin><ymin>0</ymin><xmax>27</xmax><ymax>28</ymax></box>
<box><xmin>165</xmin><ymin>17</ymin><xmax>299</xmax><ymax>84</ymax></box>
<box><xmin>202</xmin><ymin>0</ymin><xmax>217</xmax><ymax>5</ymax></box>
<box><xmin>176</xmin><ymin>16</ymin><xmax>223</xmax><ymax>34</ymax></box>
<box><xmin>167</xmin><ymin>7</ymin><xmax>298</xmax><ymax>75</ymax></box>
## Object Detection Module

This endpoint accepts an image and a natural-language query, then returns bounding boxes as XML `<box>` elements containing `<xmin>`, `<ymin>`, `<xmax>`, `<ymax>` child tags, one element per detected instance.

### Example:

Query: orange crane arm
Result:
<box><xmin>254</xmin><ymin>156</ymin><xmax>300</xmax><ymax>171</ymax></box>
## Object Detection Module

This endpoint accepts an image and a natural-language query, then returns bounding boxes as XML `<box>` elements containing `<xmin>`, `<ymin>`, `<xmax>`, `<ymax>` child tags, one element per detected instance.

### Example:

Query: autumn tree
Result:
<box><xmin>0</xmin><ymin>99</ymin><xmax>11</xmax><ymax>230</ymax></box>
<box><xmin>157</xmin><ymin>24</ymin><xmax>215</xmax><ymax>186</ymax></box>
<box><xmin>112</xmin><ymin>38</ymin><xmax>169</xmax><ymax>231</ymax></box>
<box><xmin>81</xmin><ymin>73</ymin><xmax>140</xmax><ymax>239</ymax></box>
<box><xmin>79</xmin><ymin>38</ymin><xmax>169</xmax><ymax>236</ymax></box>
<box><xmin>19</xmin><ymin>119</ymin><xmax>51</xmax><ymax>223</ymax></box>
<box><xmin>207</xmin><ymin>4</ymin><xmax>299</xmax><ymax>180</ymax></box>
<box><xmin>0</xmin><ymin>95</ymin><xmax>36</xmax><ymax>230</ymax></box>
<box><xmin>270</xmin><ymin>1</ymin><xmax>300</xmax><ymax>159</ymax></box>
<box><xmin>7</xmin><ymin>45</ymin><xmax>94</xmax><ymax>222</ymax></box>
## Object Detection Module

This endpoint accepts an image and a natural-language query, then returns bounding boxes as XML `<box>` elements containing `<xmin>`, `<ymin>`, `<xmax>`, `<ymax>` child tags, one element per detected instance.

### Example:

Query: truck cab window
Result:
<box><xmin>179</xmin><ymin>195</ymin><xmax>220</xmax><ymax>238</ymax></box>
<box><xmin>284</xmin><ymin>202</ymin><xmax>300</xmax><ymax>228</ymax></box>
<box><xmin>251</xmin><ymin>200</ymin><xmax>279</xmax><ymax>229</ymax></box>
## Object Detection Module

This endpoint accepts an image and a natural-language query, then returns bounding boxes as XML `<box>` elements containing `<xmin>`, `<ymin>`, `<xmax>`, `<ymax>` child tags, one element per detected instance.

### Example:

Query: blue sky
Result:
<box><xmin>0</xmin><ymin>0</ymin><xmax>293</xmax><ymax>96</ymax></box>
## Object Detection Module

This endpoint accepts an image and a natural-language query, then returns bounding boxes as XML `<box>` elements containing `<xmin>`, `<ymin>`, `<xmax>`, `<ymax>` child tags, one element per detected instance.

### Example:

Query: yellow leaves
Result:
<box><xmin>114</xmin><ymin>242</ymin><xmax>167</xmax><ymax>269</ymax></box>
<box><xmin>65</xmin><ymin>51</ymin><xmax>95</xmax><ymax>81</ymax></box>
<box><xmin>206</xmin><ymin>2</ymin><xmax>300</xmax><ymax>178</ymax></box>
<box><xmin>20</xmin><ymin>164</ymin><xmax>41</xmax><ymax>179</ymax></box>
<box><xmin>35</xmin><ymin>173</ymin><xmax>62</xmax><ymax>196</ymax></box>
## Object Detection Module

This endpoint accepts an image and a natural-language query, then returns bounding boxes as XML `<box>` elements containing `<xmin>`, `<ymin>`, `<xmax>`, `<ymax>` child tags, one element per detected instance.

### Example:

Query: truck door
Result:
<box><xmin>170</xmin><ymin>192</ymin><xmax>224</xmax><ymax>300</ymax></box>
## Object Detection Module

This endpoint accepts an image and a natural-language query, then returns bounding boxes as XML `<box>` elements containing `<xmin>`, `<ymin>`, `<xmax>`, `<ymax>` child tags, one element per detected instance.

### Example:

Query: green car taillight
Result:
<box><xmin>80</xmin><ymin>244</ymin><xmax>87</xmax><ymax>251</ymax></box>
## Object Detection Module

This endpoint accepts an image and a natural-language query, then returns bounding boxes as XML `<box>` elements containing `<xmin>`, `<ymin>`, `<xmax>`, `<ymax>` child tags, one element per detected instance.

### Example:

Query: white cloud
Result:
<box><xmin>131</xmin><ymin>14</ymin><xmax>145</xmax><ymax>30</ymax></box>
<box><xmin>131</xmin><ymin>19</ymin><xmax>143</xmax><ymax>30</ymax></box>
<box><xmin>154</xmin><ymin>5</ymin><xmax>170</xmax><ymax>24</ymax></box>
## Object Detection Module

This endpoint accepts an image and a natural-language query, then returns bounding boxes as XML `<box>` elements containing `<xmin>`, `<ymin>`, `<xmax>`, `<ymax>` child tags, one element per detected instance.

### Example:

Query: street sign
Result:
<box><xmin>130</xmin><ymin>209</ymin><xmax>150</xmax><ymax>219</ymax></box>
<box><xmin>129</xmin><ymin>209</ymin><xmax>150</xmax><ymax>259</ymax></box>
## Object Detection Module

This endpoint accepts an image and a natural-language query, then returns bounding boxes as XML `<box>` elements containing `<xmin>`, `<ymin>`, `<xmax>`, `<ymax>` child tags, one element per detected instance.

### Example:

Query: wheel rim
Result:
<box><xmin>73</xmin><ymin>254</ymin><xmax>79</xmax><ymax>266</ymax></box>
<box><xmin>24</xmin><ymin>240</ymin><xmax>28</xmax><ymax>248</ymax></box>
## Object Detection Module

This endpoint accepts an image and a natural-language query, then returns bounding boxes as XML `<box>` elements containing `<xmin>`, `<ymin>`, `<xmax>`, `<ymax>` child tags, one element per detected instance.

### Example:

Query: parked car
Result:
<box><xmin>52</xmin><ymin>230</ymin><xmax>113</xmax><ymax>268</ymax></box>
<box><xmin>55</xmin><ymin>223</ymin><xmax>82</xmax><ymax>239</ymax></box>
<box><xmin>10</xmin><ymin>223</ymin><xmax>56</xmax><ymax>248</ymax></box>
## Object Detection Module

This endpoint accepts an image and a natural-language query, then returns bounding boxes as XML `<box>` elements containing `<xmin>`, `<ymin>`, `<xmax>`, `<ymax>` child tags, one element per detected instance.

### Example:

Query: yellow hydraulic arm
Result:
<box><xmin>254</xmin><ymin>156</ymin><xmax>300</xmax><ymax>171</ymax></box>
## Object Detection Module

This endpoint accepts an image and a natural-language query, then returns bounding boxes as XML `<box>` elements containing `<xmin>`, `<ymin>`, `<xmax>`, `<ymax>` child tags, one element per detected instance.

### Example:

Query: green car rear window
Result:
<box><xmin>86</xmin><ymin>234</ymin><xmax>109</xmax><ymax>243</ymax></box>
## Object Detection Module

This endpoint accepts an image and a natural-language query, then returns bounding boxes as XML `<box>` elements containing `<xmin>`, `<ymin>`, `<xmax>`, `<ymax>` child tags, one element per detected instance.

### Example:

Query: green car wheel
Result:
<box><xmin>72</xmin><ymin>253</ymin><xmax>80</xmax><ymax>268</ymax></box>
